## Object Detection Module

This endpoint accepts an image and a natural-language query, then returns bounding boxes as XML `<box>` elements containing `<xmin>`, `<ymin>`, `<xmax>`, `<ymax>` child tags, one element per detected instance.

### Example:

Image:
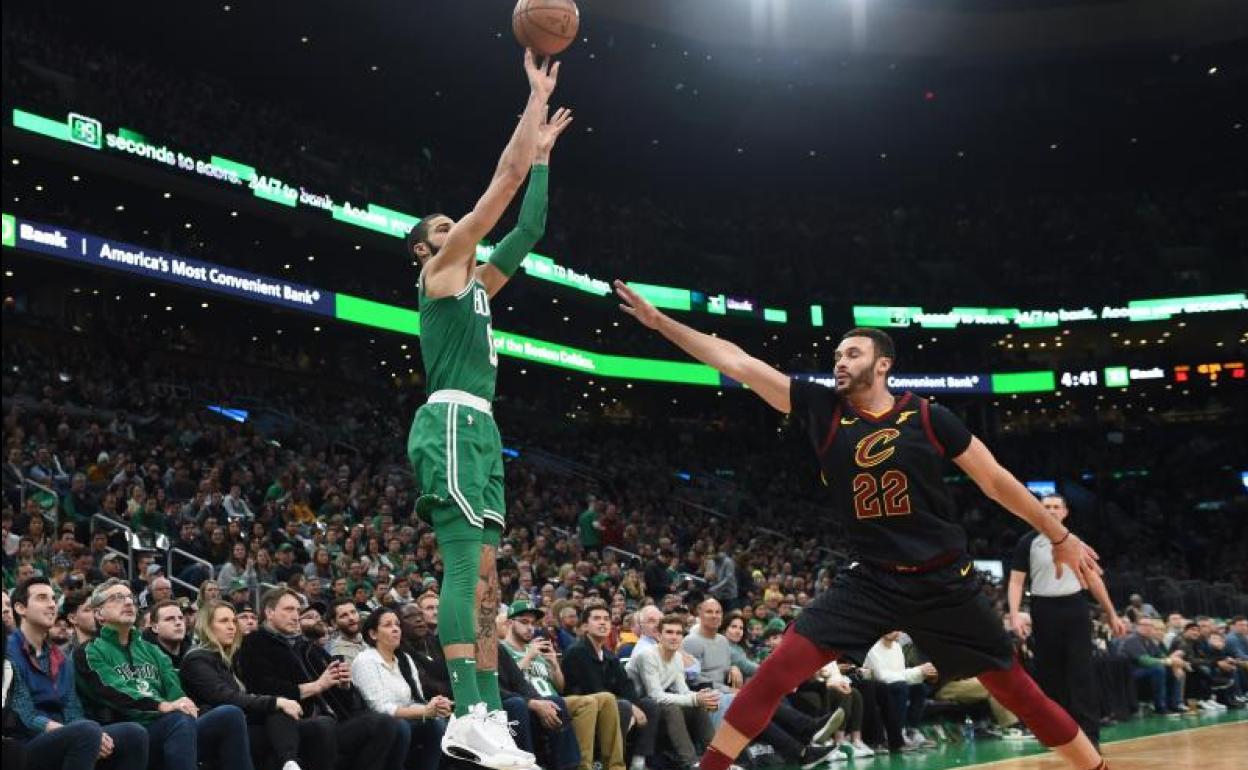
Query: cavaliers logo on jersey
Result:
<box><xmin>854</xmin><ymin>428</ymin><xmax>901</xmax><ymax>469</ymax></box>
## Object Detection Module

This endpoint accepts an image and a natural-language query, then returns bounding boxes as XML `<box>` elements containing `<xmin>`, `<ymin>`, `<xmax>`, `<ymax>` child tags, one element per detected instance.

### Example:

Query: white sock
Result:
<box><xmin>282</xmin><ymin>762</ymin><xmax>303</xmax><ymax>770</ymax></box>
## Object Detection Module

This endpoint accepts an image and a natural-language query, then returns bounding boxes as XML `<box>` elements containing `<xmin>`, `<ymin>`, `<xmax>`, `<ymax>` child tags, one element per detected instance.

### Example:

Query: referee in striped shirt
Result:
<box><xmin>1008</xmin><ymin>494</ymin><xmax>1128</xmax><ymax>749</ymax></box>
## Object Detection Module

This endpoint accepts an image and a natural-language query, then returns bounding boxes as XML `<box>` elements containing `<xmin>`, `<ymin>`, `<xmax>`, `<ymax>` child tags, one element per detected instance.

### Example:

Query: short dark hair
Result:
<box><xmin>840</xmin><ymin>328</ymin><xmax>896</xmax><ymax>365</ymax></box>
<box><xmin>581</xmin><ymin>604</ymin><xmax>610</xmax><ymax>625</ymax></box>
<box><xmin>659</xmin><ymin>613</ymin><xmax>686</xmax><ymax>633</ymax></box>
<box><xmin>61</xmin><ymin>590</ymin><xmax>90</xmax><ymax>618</ymax></box>
<box><xmin>148</xmin><ymin>599</ymin><xmax>181</xmax><ymax>624</ymax></box>
<box><xmin>405</xmin><ymin>215</ymin><xmax>447</xmax><ymax>264</ymax></box>
<box><xmin>260</xmin><ymin>586</ymin><xmax>300</xmax><ymax>614</ymax></box>
<box><xmin>1232</xmin><ymin>615</ymin><xmax>1247</xmax><ymax>624</ymax></box>
<box><xmin>330</xmin><ymin>597</ymin><xmax>357</xmax><ymax>620</ymax></box>
<box><xmin>11</xmin><ymin>576</ymin><xmax>52</xmax><ymax>610</ymax></box>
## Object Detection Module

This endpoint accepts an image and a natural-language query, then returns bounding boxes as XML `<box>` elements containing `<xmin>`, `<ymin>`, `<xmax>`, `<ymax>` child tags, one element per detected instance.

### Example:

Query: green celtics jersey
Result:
<box><xmin>418</xmin><ymin>273</ymin><xmax>498</xmax><ymax>402</ymax></box>
<box><xmin>502</xmin><ymin>642</ymin><xmax>558</xmax><ymax>698</ymax></box>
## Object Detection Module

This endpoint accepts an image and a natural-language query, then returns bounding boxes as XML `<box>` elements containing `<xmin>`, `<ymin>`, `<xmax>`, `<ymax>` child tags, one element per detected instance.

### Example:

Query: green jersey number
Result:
<box><xmin>473</xmin><ymin>287</ymin><xmax>499</xmax><ymax>368</ymax></box>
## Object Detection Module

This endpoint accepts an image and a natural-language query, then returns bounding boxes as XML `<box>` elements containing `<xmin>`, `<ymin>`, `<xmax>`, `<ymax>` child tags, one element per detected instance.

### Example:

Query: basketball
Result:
<box><xmin>512</xmin><ymin>0</ymin><xmax>579</xmax><ymax>56</ymax></box>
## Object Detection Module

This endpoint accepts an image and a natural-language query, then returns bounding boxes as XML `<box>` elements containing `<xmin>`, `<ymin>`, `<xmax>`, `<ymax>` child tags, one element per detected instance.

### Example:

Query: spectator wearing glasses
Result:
<box><xmin>6</xmin><ymin>576</ymin><xmax>149</xmax><ymax>770</ymax></box>
<box><xmin>74</xmin><ymin>578</ymin><xmax>255</xmax><ymax>770</ymax></box>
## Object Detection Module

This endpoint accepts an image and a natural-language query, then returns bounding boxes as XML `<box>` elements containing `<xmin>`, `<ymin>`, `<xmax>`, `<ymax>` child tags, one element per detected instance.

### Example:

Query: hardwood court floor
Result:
<box><xmin>779</xmin><ymin>709</ymin><xmax>1247</xmax><ymax>770</ymax></box>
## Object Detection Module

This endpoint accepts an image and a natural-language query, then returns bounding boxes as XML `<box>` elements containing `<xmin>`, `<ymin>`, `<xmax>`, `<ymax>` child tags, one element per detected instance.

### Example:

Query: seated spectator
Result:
<box><xmin>137</xmin><ymin>573</ymin><xmax>173</xmax><ymax>612</ymax></box>
<box><xmin>684</xmin><ymin>598</ymin><xmax>839</xmax><ymax>753</ymax></box>
<box><xmin>1119</xmin><ymin>619</ymin><xmax>1184</xmax><ymax>715</ymax></box>
<box><xmin>504</xmin><ymin>599</ymin><xmax>623</xmax><ymax>770</ymax></box>
<box><xmin>628</xmin><ymin>613</ymin><xmax>719</xmax><ymax>770</ymax></box>
<box><xmin>1202</xmin><ymin>632</ymin><xmax>1247</xmax><ymax>707</ymax></box>
<box><xmin>398</xmin><ymin>601</ymin><xmax>450</xmax><ymax>698</ymax></box>
<box><xmin>810</xmin><ymin>661</ymin><xmax>875</xmax><ymax>760</ymax></box>
<box><xmin>625</xmin><ymin>605</ymin><xmax>700</xmax><ymax>689</ymax></box>
<box><xmin>352</xmin><ymin>607</ymin><xmax>453</xmax><ymax>770</ymax></box>
<box><xmin>327</xmin><ymin>598</ymin><xmax>366</xmax><ymax>665</ymax></box>
<box><xmin>142</xmin><ymin>601</ymin><xmax>193</xmax><ymax>668</ymax></box>
<box><xmin>217</xmin><ymin>543</ymin><xmax>256</xmax><ymax>589</ymax></box>
<box><xmin>494</xmin><ymin>608</ymin><xmax>581</xmax><ymax>770</ymax></box>
<box><xmin>1168</xmin><ymin>622</ymin><xmax>1223</xmax><ymax>712</ymax></box>
<box><xmin>300</xmin><ymin>602</ymin><xmax>330</xmax><ymax>646</ymax></box>
<box><xmin>1122</xmin><ymin>594</ymin><xmax>1160</xmax><ymax>624</ymax></box>
<box><xmin>181</xmin><ymin>600</ymin><xmax>325</xmax><ymax>770</ymax></box>
<box><xmin>235</xmin><ymin>587</ymin><xmax>406</xmax><ymax>770</ymax></box>
<box><xmin>223</xmin><ymin>485</ymin><xmax>254</xmax><ymax>521</ymax></box>
<box><xmin>61</xmin><ymin>590</ymin><xmax>96</xmax><ymax>653</ymax></box>
<box><xmin>196</xmin><ymin>580</ymin><xmax>222</xmax><ymax>609</ymax></box>
<box><xmin>235</xmin><ymin>602</ymin><xmax>259</xmax><ymax>635</ymax></box>
<box><xmin>416</xmin><ymin>591</ymin><xmax>440</xmax><ymax>635</ymax></box>
<box><xmin>863</xmin><ymin>632</ymin><xmax>934</xmax><ymax>752</ymax></box>
<box><xmin>555</xmin><ymin>605</ymin><xmax>580</xmax><ymax>653</ymax></box>
<box><xmin>74</xmin><ymin>578</ymin><xmax>255</xmax><ymax>770</ymax></box>
<box><xmin>6</xmin><ymin>576</ymin><xmax>148</xmax><ymax>770</ymax></box>
<box><xmin>563</xmin><ymin>605</ymin><xmax>659</xmax><ymax>770</ymax></box>
<box><xmin>1226</xmin><ymin>616</ymin><xmax>1248</xmax><ymax>693</ymax></box>
<box><xmin>720</xmin><ymin>612</ymin><xmax>759</xmax><ymax>678</ymax></box>
<box><xmin>1162</xmin><ymin>613</ymin><xmax>1188</xmax><ymax>650</ymax></box>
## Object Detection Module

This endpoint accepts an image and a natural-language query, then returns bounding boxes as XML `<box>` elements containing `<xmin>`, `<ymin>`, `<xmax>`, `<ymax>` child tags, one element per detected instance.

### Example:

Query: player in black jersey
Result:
<box><xmin>614</xmin><ymin>281</ymin><xmax>1111</xmax><ymax>770</ymax></box>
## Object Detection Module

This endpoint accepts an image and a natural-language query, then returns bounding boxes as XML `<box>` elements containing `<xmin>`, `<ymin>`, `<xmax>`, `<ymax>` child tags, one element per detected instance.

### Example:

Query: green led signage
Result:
<box><xmin>855</xmin><ymin>294</ymin><xmax>1246</xmax><ymax>331</ymax></box>
<box><xmin>11</xmin><ymin>106</ymin><xmax>790</xmax><ymax>326</ymax></box>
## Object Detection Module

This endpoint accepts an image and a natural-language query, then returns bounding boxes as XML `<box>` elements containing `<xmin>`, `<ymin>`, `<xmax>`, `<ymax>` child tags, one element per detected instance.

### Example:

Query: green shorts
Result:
<box><xmin>408</xmin><ymin>400</ymin><xmax>504</xmax><ymax>545</ymax></box>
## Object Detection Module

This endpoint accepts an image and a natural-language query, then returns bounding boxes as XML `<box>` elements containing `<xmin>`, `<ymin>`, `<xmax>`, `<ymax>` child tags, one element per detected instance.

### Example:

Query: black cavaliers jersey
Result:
<box><xmin>790</xmin><ymin>379</ymin><xmax>974</xmax><ymax>566</ymax></box>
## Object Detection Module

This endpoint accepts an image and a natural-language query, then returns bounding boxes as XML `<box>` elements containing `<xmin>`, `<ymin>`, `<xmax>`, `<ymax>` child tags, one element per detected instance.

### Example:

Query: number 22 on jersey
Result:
<box><xmin>851</xmin><ymin>428</ymin><xmax>912</xmax><ymax>519</ymax></box>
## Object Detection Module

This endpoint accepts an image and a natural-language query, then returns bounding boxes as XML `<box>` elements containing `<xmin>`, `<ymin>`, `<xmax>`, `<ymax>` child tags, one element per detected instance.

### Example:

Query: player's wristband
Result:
<box><xmin>1051</xmin><ymin>529</ymin><xmax>1072</xmax><ymax>546</ymax></box>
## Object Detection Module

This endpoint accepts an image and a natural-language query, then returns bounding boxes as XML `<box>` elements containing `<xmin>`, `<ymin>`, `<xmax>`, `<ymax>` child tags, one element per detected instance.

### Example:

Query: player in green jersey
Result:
<box><xmin>404</xmin><ymin>49</ymin><xmax>571</xmax><ymax>770</ymax></box>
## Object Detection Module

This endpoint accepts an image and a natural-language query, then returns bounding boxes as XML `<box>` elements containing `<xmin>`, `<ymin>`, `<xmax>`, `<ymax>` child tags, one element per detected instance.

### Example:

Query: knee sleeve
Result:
<box><xmin>979</xmin><ymin>660</ymin><xmax>1079</xmax><ymax>747</ymax></box>
<box><xmin>723</xmin><ymin>627</ymin><xmax>837</xmax><ymax>740</ymax></box>
<box><xmin>437</xmin><ymin>536</ymin><xmax>483</xmax><ymax>645</ymax></box>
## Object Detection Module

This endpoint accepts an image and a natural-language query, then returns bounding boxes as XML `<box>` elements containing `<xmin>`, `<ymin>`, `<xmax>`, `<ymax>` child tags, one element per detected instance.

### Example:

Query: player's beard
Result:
<box><xmin>835</xmin><ymin>366</ymin><xmax>875</xmax><ymax>395</ymax></box>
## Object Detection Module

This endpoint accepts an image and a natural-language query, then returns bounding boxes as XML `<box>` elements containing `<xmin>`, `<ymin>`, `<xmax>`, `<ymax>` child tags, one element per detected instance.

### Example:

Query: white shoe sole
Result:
<box><xmin>441</xmin><ymin>735</ymin><xmax>536</xmax><ymax>770</ymax></box>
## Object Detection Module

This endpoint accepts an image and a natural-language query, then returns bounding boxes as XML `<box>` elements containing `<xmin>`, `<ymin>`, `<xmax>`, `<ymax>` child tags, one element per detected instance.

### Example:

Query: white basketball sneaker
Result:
<box><xmin>487</xmin><ymin>709</ymin><xmax>537</xmax><ymax>766</ymax></box>
<box><xmin>441</xmin><ymin>703</ymin><xmax>533</xmax><ymax>769</ymax></box>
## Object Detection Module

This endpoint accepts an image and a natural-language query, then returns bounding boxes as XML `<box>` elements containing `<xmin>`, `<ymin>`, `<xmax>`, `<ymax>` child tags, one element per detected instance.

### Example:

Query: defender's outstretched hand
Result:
<box><xmin>1052</xmin><ymin>532</ymin><xmax>1101</xmax><ymax>590</ymax></box>
<box><xmin>536</xmin><ymin>107</ymin><xmax>573</xmax><ymax>163</ymax></box>
<box><xmin>615</xmin><ymin>279</ymin><xmax>664</xmax><ymax>329</ymax></box>
<box><xmin>525</xmin><ymin>49</ymin><xmax>560</xmax><ymax>99</ymax></box>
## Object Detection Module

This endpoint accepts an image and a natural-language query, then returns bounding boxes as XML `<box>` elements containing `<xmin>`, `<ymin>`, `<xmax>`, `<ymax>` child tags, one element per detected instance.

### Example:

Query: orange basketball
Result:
<box><xmin>512</xmin><ymin>0</ymin><xmax>579</xmax><ymax>56</ymax></box>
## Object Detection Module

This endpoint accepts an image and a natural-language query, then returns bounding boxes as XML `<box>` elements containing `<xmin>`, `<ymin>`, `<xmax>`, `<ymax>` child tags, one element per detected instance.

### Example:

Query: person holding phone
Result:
<box><xmin>236</xmin><ymin>588</ymin><xmax>407</xmax><ymax>770</ymax></box>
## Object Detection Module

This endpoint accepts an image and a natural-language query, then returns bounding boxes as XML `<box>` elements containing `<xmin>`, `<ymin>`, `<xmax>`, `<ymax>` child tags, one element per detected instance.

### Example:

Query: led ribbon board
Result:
<box><xmin>853</xmin><ymin>296</ymin><xmax>1247</xmax><ymax>331</ymax></box>
<box><xmin>786</xmin><ymin>371</ymin><xmax>1054</xmax><ymax>395</ymax></box>
<box><xmin>4</xmin><ymin>215</ymin><xmax>718</xmax><ymax>385</ymax></box>
<box><xmin>10</xmin><ymin>108</ymin><xmax>788</xmax><ymax>324</ymax></box>
<box><xmin>6</xmin><ymin>214</ymin><xmax>1061</xmax><ymax>394</ymax></box>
